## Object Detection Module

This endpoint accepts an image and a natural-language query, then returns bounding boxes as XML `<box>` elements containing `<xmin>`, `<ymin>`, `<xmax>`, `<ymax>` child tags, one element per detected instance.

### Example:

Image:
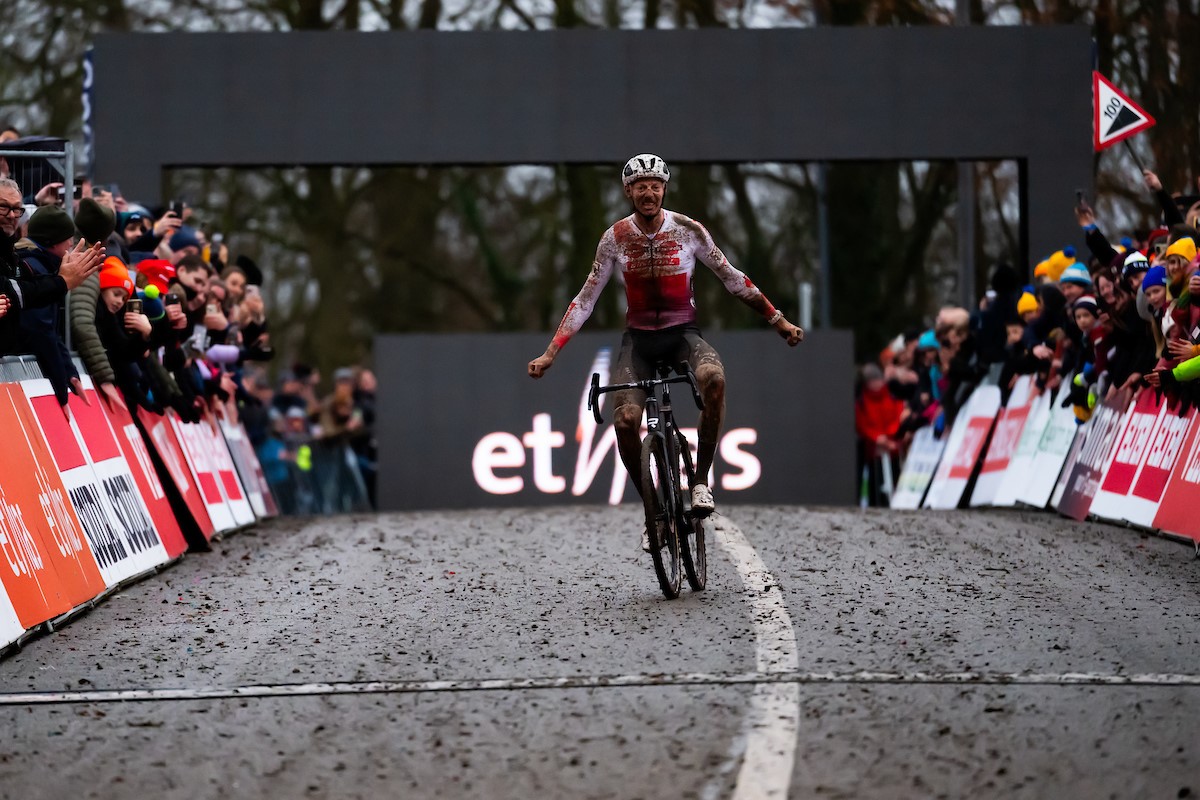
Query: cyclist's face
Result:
<box><xmin>625</xmin><ymin>179</ymin><xmax>665</xmax><ymax>217</ymax></box>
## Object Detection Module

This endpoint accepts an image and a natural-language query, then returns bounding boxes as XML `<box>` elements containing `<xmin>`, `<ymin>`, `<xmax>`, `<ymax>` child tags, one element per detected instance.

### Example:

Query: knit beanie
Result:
<box><xmin>136</xmin><ymin>258</ymin><xmax>176</xmax><ymax>293</ymax></box>
<box><xmin>1165</xmin><ymin>237</ymin><xmax>1197</xmax><ymax>264</ymax></box>
<box><xmin>1072</xmin><ymin>295</ymin><xmax>1099</xmax><ymax>318</ymax></box>
<box><xmin>74</xmin><ymin>198</ymin><xmax>116</xmax><ymax>245</ymax></box>
<box><xmin>26</xmin><ymin>205</ymin><xmax>76</xmax><ymax>247</ymax></box>
<box><xmin>1017</xmin><ymin>292</ymin><xmax>1038</xmax><ymax>316</ymax></box>
<box><xmin>1142</xmin><ymin>265</ymin><xmax>1168</xmax><ymax>292</ymax></box>
<box><xmin>1059</xmin><ymin>263</ymin><xmax>1093</xmax><ymax>288</ymax></box>
<box><xmin>169</xmin><ymin>226</ymin><xmax>201</xmax><ymax>252</ymax></box>
<box><xmin>1122</xmin><ymin>250</ymin><xmax>1149</xmax><ymax>280</ymax></box>
<box><xmin>99</xmin><ymin>256</ymin><xmax>134</xmax><ymax>295</ymax></box>
<box><xmin>1035</xmin><ymin>247</ymin><xmax>1077</xmax><ymax>282</ymax></box>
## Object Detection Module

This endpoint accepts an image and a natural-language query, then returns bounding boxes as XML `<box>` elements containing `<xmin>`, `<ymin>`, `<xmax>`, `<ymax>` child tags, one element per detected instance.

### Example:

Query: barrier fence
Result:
<box><xmin>891</xmin><ymin>373</ymin><xmax>1200</xmax><ymax>551</ymax></box>
<box><xmin>0</xmin><ymin>356</ymin><xmax>279</xmax><ymax>653</ymax></box>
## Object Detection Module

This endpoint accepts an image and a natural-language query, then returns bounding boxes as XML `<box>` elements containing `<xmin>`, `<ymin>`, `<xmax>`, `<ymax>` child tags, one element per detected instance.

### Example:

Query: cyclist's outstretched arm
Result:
<box><xmin>689</xmin><ymin>219</ymin><xmax>805</xmax><ymax>347</ymax></box>
<box><xmin>528</xmin><ymin>233</ymin><xmax>617</xmax><ymax>378</ymax></box>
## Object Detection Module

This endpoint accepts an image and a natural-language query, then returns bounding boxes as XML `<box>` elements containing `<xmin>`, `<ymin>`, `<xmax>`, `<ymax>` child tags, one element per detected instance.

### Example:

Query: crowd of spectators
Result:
<box><xmin>857</xmin><ymin>168</ymin><xmax>1200</xmax><ymax>505</ymax></box>
<box><xmin>0</xmin><ymin>131</ymin><xmax>376</xmax><ymax>511</ymax></box>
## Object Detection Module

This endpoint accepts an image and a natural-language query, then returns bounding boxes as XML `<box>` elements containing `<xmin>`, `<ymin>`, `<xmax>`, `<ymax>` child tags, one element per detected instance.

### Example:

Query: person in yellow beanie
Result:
<box><xmin>1017</xmin><ymin>291</ymin><xmax>1039</xmax><ymax>322</ymax></box>
<box><xmin>1033</xmin><ymin>247</ymin><xmax>1078</xmax><ymax>283</ymax></box>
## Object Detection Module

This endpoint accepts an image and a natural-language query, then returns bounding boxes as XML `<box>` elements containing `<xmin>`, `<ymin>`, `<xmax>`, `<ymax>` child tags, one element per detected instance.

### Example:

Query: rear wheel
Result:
<box><xmin>641</xmin><ymin>435</ymin><xmax>682</xmax><ymax>599</ymax></box>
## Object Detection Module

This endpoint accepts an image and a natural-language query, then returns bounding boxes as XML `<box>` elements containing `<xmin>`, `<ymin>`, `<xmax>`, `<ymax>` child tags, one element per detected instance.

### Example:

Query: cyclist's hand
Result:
<box><xmin>528</xmin><ymin>352</ymin><xmax>555</xmax><ymax>379</ymax></box>
<box><xmin>775</xmin><ymin>318</ymin><xmax>805</xmax><ymax>347</ymax></box>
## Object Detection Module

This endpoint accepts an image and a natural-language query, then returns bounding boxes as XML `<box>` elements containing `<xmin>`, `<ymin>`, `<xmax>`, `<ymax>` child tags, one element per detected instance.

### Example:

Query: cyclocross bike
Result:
<box><xmin>589</xmin><ymin>362</ymin><xmax>707</xmax><ymax>599</ymax></box>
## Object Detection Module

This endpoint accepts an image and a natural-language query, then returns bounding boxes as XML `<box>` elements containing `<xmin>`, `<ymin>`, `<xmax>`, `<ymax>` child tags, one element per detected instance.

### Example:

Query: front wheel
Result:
<box><xmin>641</xmin><ymin>435</ymin><xmax>682</xmax><ymax>599</ymax></box>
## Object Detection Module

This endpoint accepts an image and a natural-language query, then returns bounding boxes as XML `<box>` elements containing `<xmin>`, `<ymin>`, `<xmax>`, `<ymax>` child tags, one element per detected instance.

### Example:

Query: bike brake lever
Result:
<box><xmin>589</xmin><ymin>373</ymin><xmax>604</xmax><ymax>424</ymax></box>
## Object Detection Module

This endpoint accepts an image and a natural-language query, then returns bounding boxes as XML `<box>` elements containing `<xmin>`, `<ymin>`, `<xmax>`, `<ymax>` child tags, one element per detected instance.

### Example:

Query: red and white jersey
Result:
<box><xmin>551</xmin><ymin>210</ymin><xmax>773</xmax><ymax>348</ymax></box>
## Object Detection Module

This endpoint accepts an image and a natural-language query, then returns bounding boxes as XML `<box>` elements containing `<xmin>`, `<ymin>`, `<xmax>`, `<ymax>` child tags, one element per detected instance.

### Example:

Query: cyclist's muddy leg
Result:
<box><xmin>687</xmin><ymin>332</ymin><xmax>725</xmax><ymax>483</ymax></box>
<box><xmin>613</xmin><ymin>399</ymin><xmax>646</xmax><ymax>497</ymax></box>
<box><xmin>612</xmin><ymin>330</ymin><xmax>649</xmax><ymax>497</ymax></box>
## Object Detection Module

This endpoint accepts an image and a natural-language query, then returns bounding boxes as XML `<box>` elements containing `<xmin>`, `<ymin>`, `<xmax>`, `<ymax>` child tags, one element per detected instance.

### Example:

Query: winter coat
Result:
<box><xmin>0</xmin><ymin>231</ymin><xmax>69</xmax><ymax>354</ymax></box>
<box><xmin>68</xmin><ymin>273</ymin><xmax>115</xmax><ymax>384</ymax></box>
<box><xmin>855</xmin><ymin>385</ymin><xmax>905</xmax><ymax>460</ymax></box>
<box><xmin>15</xmin><ymin>243</ymin><xmax>77</xmax><ymax>403</ymax></box>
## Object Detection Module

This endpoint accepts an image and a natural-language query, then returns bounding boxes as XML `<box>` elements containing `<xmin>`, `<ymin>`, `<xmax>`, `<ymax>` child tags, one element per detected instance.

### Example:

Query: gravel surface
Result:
<box><xmin>0</xmin><ymin>506</ymin><xmax>1196</xmax><ymax>799</ymax></box>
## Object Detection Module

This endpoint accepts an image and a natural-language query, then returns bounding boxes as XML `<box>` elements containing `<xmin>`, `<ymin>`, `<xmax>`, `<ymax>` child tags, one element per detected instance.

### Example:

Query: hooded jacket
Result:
<box><xmin>0</xmin><ymin>230</ymin><xmax>69</xmax><ymax>354</ymax></box>
<box><xmin>15</xmin><ymin>242</ymin><xmax>78</xmax><ymax>403</ymax></box>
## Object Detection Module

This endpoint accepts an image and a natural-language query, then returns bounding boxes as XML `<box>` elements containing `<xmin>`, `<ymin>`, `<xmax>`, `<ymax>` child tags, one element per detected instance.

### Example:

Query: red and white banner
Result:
<box><xmin>137</xmin><ymin>407</ymin><xmax>215</xmax><ymax>542</ymax></box>
<box><xmin>23</xmin><ymin>379</ymin><xmax>169</xmax><ymax>585</ymax></box>
<box><xmin>1090</xmin><ymin>390</ymin><xmax>1164</xmax><ymax>522</ymax></box>
<box><xmin>200</xmin><ymin>412</ymin><xmax>255</xmax><ymax>527</ymax></box>
<box><xmin>1124</xmin><ymin>400</ymin><xmax>1194</xmax><ymax>528</ymax></box>
<box><xmin>0</xmin><ymin>385</ymin><xmax>106</xmax><ymax>626</ymax></box>
<box><xmin>1056</xmin><ymin>388</ymin><xmax>1133</xmax><ymax>521</ymax></box>
<box><xmin>216</xmin><ymin>412</ymin><xmax>276</xmax><ymax>519</ymax></box>
<box><xmin>170</xmin><ymin>412</ymin><xmax>238</xmax><ymax>533</ymax></box>
<box><xmin>98</xmin><ymin>387</ymin><xmax>188</xmax><ymax>559</ymax></box>
<box><xmin>1152</xmin><ymin>407</ymin><xmax>1200</xmax><ymax>542</ymax></box>
<box><xmin>972</xmin><ymin>377</ymin><xmax>1033</xmax><ymax>507</ymax></box>
<box><xmin>924</xmin><ymin>386</ymin><xmax>1001</xmax><ymax>510</ymax></box>
<box><xmin>994</xmin><ymin>390</ymin><xmax>1050</xmax><ymax>507</ymax></box>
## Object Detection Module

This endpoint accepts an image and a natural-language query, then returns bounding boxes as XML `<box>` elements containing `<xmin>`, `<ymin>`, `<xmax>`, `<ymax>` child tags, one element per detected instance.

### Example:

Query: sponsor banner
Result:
<box><xmin>1151</xmin><ymin>407</ymin><xmax>1200</xmax><ymax>542</ymax></box>
<box><xmin>921</xmin><ymin>410</ymin><xmax>969</xmax><ymax>510</ymax></box>
<box><xmin>971</xmin><ymin>377</ymin><xmax>1034</xmax><ymax>507</ymax></box>
<box><xmin>924</xmin><ymin>386</ymin><xmax>1001</xmax><ymax>510</ymax></box>
<box><xmin>1056</xmin><ymin>388</ymin><xmax>1132</xmax><ymax>521</ymax></box>
<box><xmin>23</xmin><ymin>379</ymin><xmax>166</xmax><ymax>585</ymax></box>
<box><xmin>994</xmin><ymin>390</ymin><xmax>1051</xmax><ymax>507</ymax></box>
<box><xmin>199</xmin><ymin>411</ymin><xmax>255</xmax><ymax>527</ymax></box>
<box><xmin>98</xmin><ymin>387</ymin><xmax>187</xmax><ymax>559</ymax></box>
<box><xmin>890</xmin><ymin>427</ymin><xmax>945</xmax><ymax>510</ymax></box>
<box><xmin>376</xmin><ymin>331</ymin><xmax>856</xmax><ymax>510</ymax></box>
<box><xmin>1127</xmin><ymin>401</ymin><xmax>1194</xmax><ymax>528</ymax></box>
<box><xmin>1018</xmin><ymin>391</ymin><xmax>1082</xmax><ymax>510</ymax></box>
<box><xmin>0</xmin><ymin>385</ymin><xmax>106</xmax><ymax>626</ymax></box>
<box><xmin>216</xmin><ymin>412</ymin><xmax>276</xmax><ymax>519</ymax></box>
<box><xmin>1090</xmin><ymin>389</ymin><xmax>1163</xmax><ymax>521</ymax></box>
<box><xmin>170</xmin><ymin>412</ymin><xmax>237</xmax><ymax>533</ymax></box>
<box><xmin>137</xmin><ymin>407</ymin><xmax>214</xmax><ymax>541</ymax></box>
<box><xmin>1050</xmin><ymin>419</ymin><xmax>1085</xmax><ymax>510</ymax></box>
<box><xmin>0</xmin><ymin>584</ymin><xmax>24</xmax><ymax>649</ymax></box>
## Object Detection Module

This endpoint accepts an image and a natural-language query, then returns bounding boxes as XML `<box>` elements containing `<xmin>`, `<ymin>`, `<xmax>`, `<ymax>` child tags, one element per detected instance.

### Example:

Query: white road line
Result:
<box><xmin>709</xmin><ymin>514</ymin><xmax>801</xmax><ymax>800</ymax></box>
<box><xmin>2</xmin><ymin>669</ymin><xmax>1199</xmax><ymax>706</ymax></box>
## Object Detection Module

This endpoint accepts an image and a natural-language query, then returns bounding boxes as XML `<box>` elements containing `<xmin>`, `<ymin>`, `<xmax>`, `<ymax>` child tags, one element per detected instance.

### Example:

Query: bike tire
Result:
<box><xmin>674</xmin><ymin>430</ymin><xmax>707</xmax><ymax>591</ymax></box>
<box><xmin>641</xmin><ymin>435</ymin><xmax>682</xmax><ymax>599</ymax></box>
<box><xmin>681</xmin><ymin>514</ymin><xmax>707</xmax><ymax>591</ymax></box>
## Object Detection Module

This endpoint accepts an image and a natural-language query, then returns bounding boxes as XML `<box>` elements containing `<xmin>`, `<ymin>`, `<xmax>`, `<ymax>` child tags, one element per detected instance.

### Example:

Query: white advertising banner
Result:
<box><xmin>994</xmin><ymin>390</ymin><xmax>1051</xmax><ymax>507</ymax></box>
<box><xmin>971</xmin><ymin>377</ymin><xmax>1034</xmax><ymax>507</ymax></box>
<box><xmin>924</xmin><ymin>386</ymin><xmax>1001</xmax><ymax>510</ymax></box>
<box><xmin>1017</xmin><ymin>394</ymin><xmax>1082</xmax><ymax>510</ymax></box>
<box><xmin>891</xmin><ymin>427</ymin><xmax>946</xmax><ymax>510</ymax></box>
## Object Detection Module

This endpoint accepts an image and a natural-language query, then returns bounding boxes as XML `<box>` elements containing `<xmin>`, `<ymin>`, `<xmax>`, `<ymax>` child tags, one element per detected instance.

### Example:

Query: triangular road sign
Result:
<box><xmin>1094</xmin><ymin>71</ymin><xmax>1155</xmax><ymax>151</ymax></box>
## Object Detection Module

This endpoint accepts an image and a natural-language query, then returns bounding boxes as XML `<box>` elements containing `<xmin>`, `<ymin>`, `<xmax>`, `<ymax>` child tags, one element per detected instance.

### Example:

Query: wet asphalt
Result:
<box><xmin>0</xmin><ymin>506</ymin><xmax>1197</xmax><ymax>799</ymax></box>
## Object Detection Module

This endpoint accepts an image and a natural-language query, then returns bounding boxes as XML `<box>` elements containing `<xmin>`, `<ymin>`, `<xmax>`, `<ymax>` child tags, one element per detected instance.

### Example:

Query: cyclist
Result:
<box><xmin>527</xmin><ymin>154</ymin><xmax>804</xmax><ymax>532</ymax></box>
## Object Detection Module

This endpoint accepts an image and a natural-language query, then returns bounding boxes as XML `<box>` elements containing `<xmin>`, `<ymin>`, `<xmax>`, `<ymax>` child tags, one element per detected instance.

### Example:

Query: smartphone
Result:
<box><xmin>211</xmin><ymin>232</ymin><xmax>224</xmax><ymax>246</ymax></box>
<box><xmin>206</xmin><ymin>303</ymin><xmax>219</xmax><ymax>316</ymax></box>
<box><xmin>162</xmin><ymin>293</ymin><xmax>181</xmax><ymax>307</ymax></box>
<box><xmin>1075</xmin><ymin>189</ymin><xmax>1086</xmax><ymax>209</ymax></box>
<box><xmin>125</xmin><ymin>298</ymin><xmax>143</xmax><ymax>315</ymax></box>
<box><xmin>244</xmin><ymin>285</ymin><xmax>261</xmax><ymax>298</ymax></box>
<box><xmin>168</xmin><ymin>200</ymin><xmax>184</xmax><ymax>217</ymax></box>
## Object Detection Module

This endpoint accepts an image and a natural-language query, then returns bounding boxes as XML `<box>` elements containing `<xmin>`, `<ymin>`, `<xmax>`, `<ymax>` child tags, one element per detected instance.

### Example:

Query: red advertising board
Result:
<box><xmin>24</xmin><ymin>379</ymin><xmax>167</xmax><ymax>585</ymax></box>
<box><xmin>170</xmin><ymin>411</ymin><xmax>237</xmax><ymax>533</ymax></box>
<box><xmin>1152</xmin><ymin>408</ymin><xmax>1200</xmax><ymax>543</ymax></box>
<box><xmin>99</xmin><ymin>387</ymin><xmax>188</xmax><ymax>558</ymax></box>
<box><xmin>1089</xmin><ymin>389</ymin><xmax>1163</xmax><ymax>522</ymax></box>
<box><xmin>136</xmin><ymin>407</ymin><xmax>215</xmax><ymax>541</ymax></box>
<box><xmin>1056</xmin><ymin>388</ymin><xmax>1132</xmax><ymax>521</ymax></box>
<box><xmin>0</xmin><ymin>386</ymin><xmax>106</xmax><ymax>627</ymax></box>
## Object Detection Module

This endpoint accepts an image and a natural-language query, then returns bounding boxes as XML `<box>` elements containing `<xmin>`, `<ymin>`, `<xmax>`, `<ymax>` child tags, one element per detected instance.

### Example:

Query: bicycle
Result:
<box><xmin>588</xmin><ymin>361</ymin><xmax>708</xmax><ymax>599</ymax></box>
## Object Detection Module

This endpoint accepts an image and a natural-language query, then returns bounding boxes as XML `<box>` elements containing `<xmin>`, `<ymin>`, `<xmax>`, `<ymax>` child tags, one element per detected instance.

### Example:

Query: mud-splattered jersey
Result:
<box><xmin>551</xmin><ymin>210</ymin><xmax>775</xmax><ymax>349</ymax></box>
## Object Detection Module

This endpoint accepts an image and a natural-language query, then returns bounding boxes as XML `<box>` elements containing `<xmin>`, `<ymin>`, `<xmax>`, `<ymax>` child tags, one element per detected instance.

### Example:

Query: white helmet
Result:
<box><xmin>622</xmin><ymin>154</ymin><xmax>670</xmax><ymax>186</ymax></box>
